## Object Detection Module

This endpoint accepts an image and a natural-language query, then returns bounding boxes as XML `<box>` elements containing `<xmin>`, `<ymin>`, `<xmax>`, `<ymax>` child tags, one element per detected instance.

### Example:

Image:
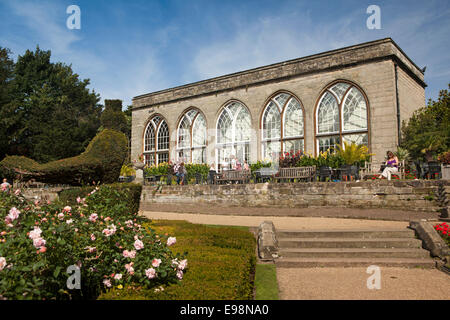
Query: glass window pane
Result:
<box><xmin>144</xmin><ymin>123</ymin><xmax>155</xmax><ymax>152</ymax></box>
<box><xmin>192</xmin><ymin>148</ymin><xmax>206</xmax><ymax>164</ymax></box>
<box><xmin>343</xmin><ymin>133</ymin><xmax>368</xmax><ymax>146</ymax></box>
<box><xmin>263</xmin><ymin>101</ymin><xmax>281</xmax><ymax>140</ymax></box>
<box><xmin>329</xmin><ymin>83</ymin><xmax>350</xmax><ymax>103</ymax></box>
<box><xmin>158</xmin><ymin>152</ymin><xmax>169</xmax><ymax>164</ymax></box>
<box><xmin>178</xmin><ymin>116</ymin><xmax>191</xmax><ymax>149</ymax></box>
<box><xmin>318</xmin><ymin>92</ymin><xmax>339</xmax><ymax>134</ymax></box>
<box><xmin>144</xmin><ymin>153</ymin><xmax>155</xmax><ymax>166</ymax></box>
<box><xmin>274</xmin><ymin>93</ymin><xmax>290</xmax><ymax>109</ymax></box>
<box><xmin>192</xmin><ymin>114</ymin><xmax>207</xmax><ymax>147</ymax></box>
<box><xmin>284</xmin><ymin>98</ymin><xmax>303</xmax><ymax>138</ymax></box>
<box><xmin>263</xmin><ymin>141</ymin><xmax>281</xmax><ymax>162</ymax></box>
<box><xmin>157</xmin><ymin>121</ymin><xmax>169</xmax><ymax>151</ymax></box>
<box><xmin>234</xmin><ymin>107</ymin><xmax>251</xmax><ymax>142</ymax></box>
<box><xmin>342</xmin><ymin>87</ymin><xmax>367</xmax><ymax>132</ymax></box>
<box><xmin>317</xmin><ymin>136</ymin><xmax>340</xmax><ymax>154</ymax></box>
<box><xmin>283</xmin><ymin>139</ymin><xmax>304</xmax><ymax>155</ymax></box>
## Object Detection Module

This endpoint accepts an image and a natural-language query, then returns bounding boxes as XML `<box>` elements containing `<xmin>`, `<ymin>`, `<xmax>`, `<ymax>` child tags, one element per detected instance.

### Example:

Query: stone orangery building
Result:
<box><xmin>131</xmin><ymin>38</ymin><xmax>426</xmax><ymax>169</ymax></box>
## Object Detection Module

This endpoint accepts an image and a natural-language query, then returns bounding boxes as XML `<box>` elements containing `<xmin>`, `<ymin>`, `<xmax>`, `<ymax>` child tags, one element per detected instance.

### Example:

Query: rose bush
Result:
<box><xmin>0</xmin><ymin>186</ymin><xmax>186</xmax><ymax>300</ymax></box>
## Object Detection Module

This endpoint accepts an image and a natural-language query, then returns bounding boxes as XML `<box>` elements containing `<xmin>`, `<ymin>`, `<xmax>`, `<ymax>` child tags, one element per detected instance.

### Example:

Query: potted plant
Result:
<box><xmin>438</xmin><ymin>151</ymin><xmax>450</xmax><ymax>180</ymax></box>
<box><xmin>119</xmin><ymin>164</ymin><xmax>136</xmax><ymax>182</ymax></box>
<box><xmin>336</xmin><ymin>142</ymin><xmax>373</xmax><ymax>181</ymax></box>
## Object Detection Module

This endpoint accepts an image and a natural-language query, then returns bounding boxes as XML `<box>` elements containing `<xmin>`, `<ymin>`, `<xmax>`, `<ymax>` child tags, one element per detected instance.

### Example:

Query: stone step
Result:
<box><xmin>278</xmin><ymin>237</ymin><xmax>423</xmax><ymax>249</ymax></box>
<box><xmin>275</xmin><ymin>257</ymin><xmax>436</xmax><ymax>268</ymax></box>
<box><xmin>276</xmin><ymin>229</ymin><xmax>415</xmax><ymax>239</ymax></box>
<box><xmin>279</xmin><ymin>248</ymin><xmax>430</xmax><ymax>259</ymax></box>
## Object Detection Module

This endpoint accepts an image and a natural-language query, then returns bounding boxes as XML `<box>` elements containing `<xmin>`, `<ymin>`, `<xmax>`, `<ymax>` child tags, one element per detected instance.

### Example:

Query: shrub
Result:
<box><xmin>0</xmin><ymin>129</ymin><xmax>128</xmax><ymax>186</ymax></box>
<box><xmin>0</xmin><ymin>186</ymin><xmax>185</xmax><ymax>300</ymax></box>
<box><xmin>250</xmin><ymin>160</ymin><xmax>272</xmax><ymax>172</ymax></box>
<box><xmin>99</xmin><ymin>220</ymin><xmax>256</xmax><ymax>300</ymax></box>
<box><xmin>438</xmin><ymin>151</ymin><xmax>450</xmax><ymax>165</ymax></box>
<box><xmin>144</xmin><ymin>163</ymin><xmax>209</xmax><ymax>184</ymax></box>
<box><xmin>58</xmin><ymin>183</ymin><xmax>142</xmax><ymax>216</ymax></box>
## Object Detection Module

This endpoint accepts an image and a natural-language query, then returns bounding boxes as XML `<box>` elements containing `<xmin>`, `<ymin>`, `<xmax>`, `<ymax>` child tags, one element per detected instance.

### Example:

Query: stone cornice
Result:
<box><xmin>132</xmin><ymin>38</ymin><xmax>426</xmax><ymax>110</ymax></box>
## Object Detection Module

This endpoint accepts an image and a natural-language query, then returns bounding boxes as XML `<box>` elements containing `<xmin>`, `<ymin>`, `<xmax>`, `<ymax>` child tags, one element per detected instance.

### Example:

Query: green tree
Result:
<box><xmin>100</xmin><ymin>99</ymin><xmax>128</xmax><ymax>134</ymax></box>
<box><xmin>0</xmin><ymin>46</ymin><xmax>102</xmax><ymax>163</ymax></box>
<box><xmin>401</xmin><ymin>84</ymin><xmax>450</xmax><ymax>161</ymax></box>
<box><xmin>0</xmin><ymin>47</ymin><xmax>15</xmax><ymax>160</ymax></box>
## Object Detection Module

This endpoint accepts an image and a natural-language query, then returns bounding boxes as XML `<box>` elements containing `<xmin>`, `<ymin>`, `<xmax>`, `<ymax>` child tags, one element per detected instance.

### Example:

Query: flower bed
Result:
<box><xmin>99</xmin><ymin>220</ymin><xmax>256</xmax><ymax>300</ymax></box>
<box><xmin>0</xmin><ymin>186</ymin><xmax>185</xmax><ymax>300</ymax></box>
<box><xmin>434</xmin><ymin>222</ymin><xmax>450</xmax><ymax>247</ymax></box>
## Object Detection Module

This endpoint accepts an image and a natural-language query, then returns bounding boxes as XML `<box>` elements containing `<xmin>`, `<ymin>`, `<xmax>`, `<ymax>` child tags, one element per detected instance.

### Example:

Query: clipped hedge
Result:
<box><xmin>99</xmin><ymin>220</ymin><xmax>256</xmax><ymax>300</ymax></box>
<box><xmin>0</xmin><ymin>129</ymin><xmax>128</xmax><ymax>186</ymax></box>
<box><xmin>58</xmin><ymin>183</ymin><xmax>142</xmax><ymax>216</ymax></box>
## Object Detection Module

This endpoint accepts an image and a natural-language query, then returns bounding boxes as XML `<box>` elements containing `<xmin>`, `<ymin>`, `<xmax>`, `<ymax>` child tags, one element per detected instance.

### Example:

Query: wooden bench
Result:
<box><xmin>274</xmin><ymin>166</ymin><xmax>316</xmax><ymax>182</ymax></box>
<box><xmin>215</xmin><ymin>170</ymin><xmax>251</xmax><ymax>184</ymax></box>
<box><xmin>360</xmin><ymin>160</ymin><xmax>405</xmax><ymax>180</ymax></box>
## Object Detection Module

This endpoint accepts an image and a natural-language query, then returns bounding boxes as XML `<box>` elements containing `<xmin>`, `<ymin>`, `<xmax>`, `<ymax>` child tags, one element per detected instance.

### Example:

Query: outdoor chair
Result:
<box><xmin>318</xmin><ymin>166</ymin><xmax>333</xmax><ymax>182</ymax></box>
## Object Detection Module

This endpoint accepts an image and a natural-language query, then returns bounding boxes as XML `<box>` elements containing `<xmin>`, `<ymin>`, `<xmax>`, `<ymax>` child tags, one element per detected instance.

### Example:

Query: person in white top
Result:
<box><xmin>1</xmin><ymin>178</ymin><xmax>11</xmax><ymax>192</ymax></box>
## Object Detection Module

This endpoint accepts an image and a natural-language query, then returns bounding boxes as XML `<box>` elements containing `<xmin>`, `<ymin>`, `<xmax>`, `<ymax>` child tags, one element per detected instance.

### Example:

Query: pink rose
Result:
<box><xmin>145</xmin><ymin>268</ymin><xmax>156</xmax><ymax>279</ymax></box>
<box><xmin>178</xmin><ymin>259</ymin><xmax>188</xmax><ymax>271</ymax></box>
<box><xmin>152</xmin><ymin>258</ymin><xmax>161</xmax><ymax>268</ymax></box>
<box><xmin>90</xmin><ymin>234</ymin><xmax>96</xmax><ymax>241</ymax></box>
<box><xmin>134</xmin><ymin>239</ymin><xmax>144</xmax><ymax>251</ymax></box>
<box><xmin>63</xmin><ymin>206</ymin><xmax>71</xmax><ymax>212</ymax></box>
<box><xmin>167</xmin><ymin>237</ymin><xmax>176</xmax><ymax>246</ymax></box>
<box><xmin>0</xmin><ymin>257</ymin><xmax>6</xmax><ymax>271</ymax></box>
<box><xmin>103</xmin><ymin>279</ymin><xmax>112</xmax><ymax>288</ymax></box>
<box><xmin>57</xmin><ymin>213</ymin><xmax>65</xmax><ymax>220</ymax></box>
<box><xmin>29</xmin><ymin>227</ymin><xmax>42</xmax><ymax>240</ymax></box>
<box><xmin>114</xmin><ymin>273</ymin><xmax>122</xmax><ymax>281</ymax></box>
<box><xmin>123</xmin><ymin>249</ymin><xmax>137</xmax><ymax>258</ymax></box>
<box><xmin>176</xmin><ymin>270</ymin><xmax>183</xmax><ymax>280</ymax></box>
<box><xmin>125</xmin><ymin>263</ymin><xmax>134</xmax><ymax>274</ymax></box>
<box><xmin>33</xmin><ymin>237</ymin><xmax>46</xmax><ymax>249</ymax></box>
<box><xmin>8</xmin><ymin>207</ymin><xmax>20</xmax><ymax>221</ymax></box>
<box><xmin>89</xmin><ymin>213</ymin><xmax>98</xmax><ymax>222</ymax></box>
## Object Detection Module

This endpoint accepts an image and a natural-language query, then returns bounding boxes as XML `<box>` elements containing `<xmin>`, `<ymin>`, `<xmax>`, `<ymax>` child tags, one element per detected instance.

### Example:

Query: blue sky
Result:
<box><xmin>1</xmin><ymin>0</ymin><xmax>449</xmax><ymax>108</ymax></box>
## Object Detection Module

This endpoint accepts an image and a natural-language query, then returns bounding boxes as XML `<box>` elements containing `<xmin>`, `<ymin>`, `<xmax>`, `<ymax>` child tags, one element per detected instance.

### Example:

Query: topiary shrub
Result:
<box><xmin>0</xmin><ymin>129</ymin><xmax>128</xmax><ymax>186</ymax></box>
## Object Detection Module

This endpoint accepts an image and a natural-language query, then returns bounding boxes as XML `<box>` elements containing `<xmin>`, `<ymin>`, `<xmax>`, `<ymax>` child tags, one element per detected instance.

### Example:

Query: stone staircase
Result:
<box><xmin>275</xmin><ymin>229</ymin><xmax>436</xmax><ymax>268</ymax></box>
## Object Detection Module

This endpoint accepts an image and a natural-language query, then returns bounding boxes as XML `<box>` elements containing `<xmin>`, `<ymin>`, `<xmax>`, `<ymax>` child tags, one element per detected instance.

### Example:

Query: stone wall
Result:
<box><xmin>21</xmin><ymin>187</ymin><xmax>69</xmax><ymax>203</ymax></box>
<box><xmin>141</xmin><ymin>180</ymin><xmax>449</xmax><ymax>212</ymax></box>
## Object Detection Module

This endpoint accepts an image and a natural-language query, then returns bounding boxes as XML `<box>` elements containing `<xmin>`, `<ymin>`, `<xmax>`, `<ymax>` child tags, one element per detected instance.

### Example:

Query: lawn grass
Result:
<box><xmin>254</xmin><ymin>264</ymin><xmax>279</xmax><ymax>300</ymax></box>
<box><xmin>99</xmin><ymin>219</ymin><xmax>256</xmax><ymax>300</ymax></box>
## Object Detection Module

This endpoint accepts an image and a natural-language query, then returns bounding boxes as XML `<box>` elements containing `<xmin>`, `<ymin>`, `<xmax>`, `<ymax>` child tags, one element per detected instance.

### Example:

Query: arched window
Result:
<box><xmin>176</xmin><ymin>109</ymin><xmax>207</xmax><ymax>163</ymax></box>
<box><xmin>261</xmin><ymin>92</ymin><xmax>304</xmax><ymax>161</ymax></box>
<box><xmin>315</xmin><ymin>82</ymin><xmax>368</xmax><ymax>153</ymax></box>
<box><xmin>216</xmin><ymin>101</ymin><xmax>251</xmax><ymax>170</ymax></box>
<box><xmin>143</xmin><ymin>115</ymin><xmax>170</xmax><ymax>165</ymax></box>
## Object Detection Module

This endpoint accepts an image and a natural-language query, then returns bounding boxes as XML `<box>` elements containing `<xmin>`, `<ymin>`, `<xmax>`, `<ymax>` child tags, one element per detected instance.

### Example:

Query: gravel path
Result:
<box><xmin>277</xmin><ymin>267</ymin><xmax>450</xmax><ymax>300</ymax></box>
<box><xmin>140</xmin><ymin>210</ymin><xmax>449</xmax><ymax>300</ymax></box>
<box><xmin>141</xmin><ymin>211</ymin><xmax>409</xmax><ymax>230</ymax></box>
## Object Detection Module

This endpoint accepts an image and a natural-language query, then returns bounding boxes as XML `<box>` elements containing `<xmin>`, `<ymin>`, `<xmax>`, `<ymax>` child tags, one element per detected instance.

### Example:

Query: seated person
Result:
<box><xmin>176</xmin><ymin>162</ymin><xmax>187</xmax><ymax>185</ymax></box>
<box><xmin>379</xmin><ymin>151</ymin><xmax>399</xmax><ymax>181</ymax></box>
<box><xmin>208</xmin><ymin>163</ymin><xmax>216</xmax><ymax>184</ymax></box>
